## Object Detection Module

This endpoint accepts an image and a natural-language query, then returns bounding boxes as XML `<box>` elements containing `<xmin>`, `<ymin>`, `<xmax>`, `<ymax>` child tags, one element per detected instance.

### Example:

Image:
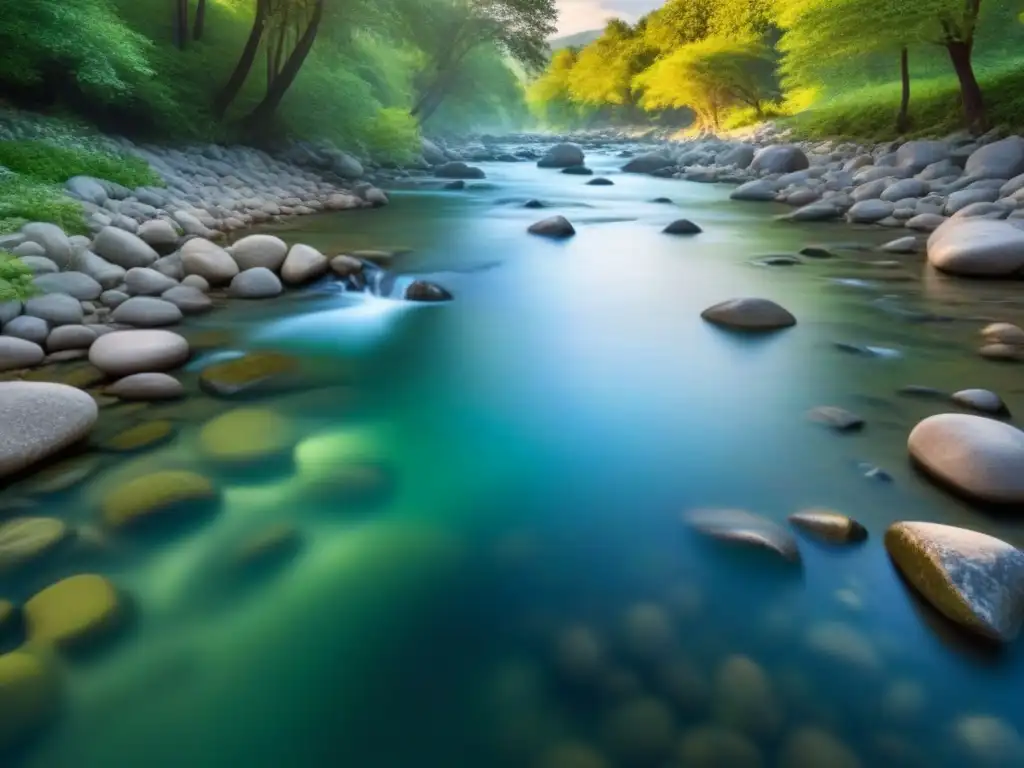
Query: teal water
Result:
<box><xmin>6</xmin><ymin>151</ymin><xmax>1024</xmax><ymax>767</ymax></box>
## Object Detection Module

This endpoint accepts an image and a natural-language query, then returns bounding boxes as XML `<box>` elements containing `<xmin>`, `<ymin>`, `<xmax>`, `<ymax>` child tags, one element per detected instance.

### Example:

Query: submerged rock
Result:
<box><xmin>663</xmin><ymin>219</ymin><xmax>702</xmax><ymax>235</ymax></box>
<box><xmin>712</xmin><ymin>655</ymin><xmax>782</xmax><ymax>739</ymax></box>
<box><xmin>886</xmin><ymin>521</ymin><xmax>1024</xmax><ymax>642</ymax></box>
<box><xmin>701</xmin><ymin>298</ymin><xmax>796</xmax><ymax>331</ymax></box>
<box><xmin>0</xmin><ymin>650</ymin><xmax>61</xmax><ymax>751</ymax></box>
<box><xmin>685</xmin><ymin>508</ymin><xmax>800</xmax><ymax>563</ymax></box>
<box><xmin>25</xmin><ymin>574</ymin><xmax>125</xmax><ymax>652</ymax></box>
<box><xmin>807</xmin><ymin>406</ymin><xmax>865</xmax><ymax>432</ymax></box>
<box><xmin>951</xmin><ymin>389</ymin><xmax>1009</xmax><ymax>416</ymax></box>
<box><xmin>101</xmin><ymin>470</ymin><xmax>219</xmax><ymax>532</ymax></box>
<box><xmin>604</xmin><ymin>696</ymin><xmax>676</xmax><ymax>763</ymax></box>
<box><xmin>587</xmin><ymin>177</ymin><xmax>614</xmax><ymax>186</ymax></box>
<box><xmin>562</xmin><ymin>165</ymin><xmax>593</xmax><ymax>176</ymax></box>
<box><xmin>554</xmin><ymin>624</ymin><xmax>606</xmax><ymax>681</ymax></box>
<box><xmin>908</xmin><ymin>414</ymin><xmax>1024</xmax><ymax>504</ymax></box>
<box><xmin>0</xmin><ymin>517</ymin><xmax>70</xmax><ymax>573</ymax></box>
<box><xmin>198</xmin><ymin>351</ymin><xmax>300</xmax><ymax>398</ymax></box>
<box><xmin>778</xmin><ymin>727</ymin><xmax>862</xmax><ymax>768</ymax></box>
<box><xmin>199</xmin><ymin>408</ymin><xmax>293</xmax><ymax>467</ymax></box>
<box><xmin>788</xmin><ymin>509</ymin><xmax>867</xmax><ymax>544</ymax></box>
<box><xmin>536</xmin><ymin>742</ymin><xmax>609</xmax><ymax>768</ymax></box>
<box><xmin>677</xmin><ymin>724</ymin><xmax>763</xmax><ymax>768</ymax></box>
<box><xmin>528</xmin><ymin>216</ymin><xmax>576</xmax><ymax>238</ymax></box>
<box><xmin>100</xmin><ymin>420</ymin><xmax>176</xmax><ymax>453</ymax></box>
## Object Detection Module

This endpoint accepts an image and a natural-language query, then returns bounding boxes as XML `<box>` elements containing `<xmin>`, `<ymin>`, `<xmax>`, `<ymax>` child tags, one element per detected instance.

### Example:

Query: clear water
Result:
<box><xmin>6</xmin><ymin>151</ymin><xmax>1024</xmax><ymax>768</ymax></box>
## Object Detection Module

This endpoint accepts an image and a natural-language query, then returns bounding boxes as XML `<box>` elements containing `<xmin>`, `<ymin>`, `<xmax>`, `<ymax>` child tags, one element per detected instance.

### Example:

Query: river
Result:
<box><xmin>8</xmin><ymin>148</ymin><xmax>1024</xmax><ymax>767</ymax></box>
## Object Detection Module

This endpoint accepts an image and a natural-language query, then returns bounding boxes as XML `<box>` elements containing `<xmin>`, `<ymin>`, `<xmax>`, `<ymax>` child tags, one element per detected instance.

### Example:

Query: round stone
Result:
<box><xmin>0</xmin><ymin>650</ymin><xmax>61</xmax><ymax>751</ymax></box>
<box><xmin>198</xmin><ymin>408</ymin><xmax>293</xmax><ymax>466</ymax></box>
<box><xmin>100</xmin><ymin>420</ymin><xmax>176</xmax><ymax>453</ymax></box>
<box><xmin>89</xmin><ymin>329</ymin><xmax>190</xmax><ymax>376</ymax></box>
<box><xmin>622</xmin><ymin>603</ymin><xmax>675</xmax><ymax>660</ymax></box>
<box><xmin>198</xmin><ymin>351</ymin><xmax>299</xmax><ymax>398</ymax></box>
<box><xmin>554</xmin><ymin>625</ymin><xmax>605</xmax><ymax>681</ymax></box>
<box><xmin>701</xmin><ymin>298</ymin><xmax>796</xmax><ymax>331</ymax></box>
<box><xmin>24</xmin><ymin>574</ymin><xmax>124</xmax><ymax>651</ymax></box>
<box><xmin>981</xmin><ymin>322</ymin><xmax>1024</xmax><ymax>345</ymax></box>
<box><xmin>908</xmin><ymin>414</ymin><xmax>1024</xmax><ymax>503</ymax></box>
<box><xmin>0</xmin><ymin>382</ymin><xmax>97</xmax><ymax>480</ymax></box>
<box><xmin>677</xmin><ymin>725</ymin><xmax>763</xmax><ymax>768</ymax></box>
<box><xmin>712</xmin><ymin>655</ymin><xmax>782</xmax><ymax>739</ymax></box>
<box><xmin>281</xmin><ymin>244</ymin><xmax>328</xmax><ymax>285</ymax></box>
<box><xmin>0</xmin><ymin>336</ymin><xmax>44</xmax><ymax>372</ymax></box>
<box><xmin>788</xmin><ymin>509</ymin><xmax>867</xmax><ymax>544</ymax></box>
<box><xmin>101</xmin><ymin>470</ymin><xmax>219</xmax><ymax>531</ymax></box>
<box><xmin>181</xmin><ymin>238</ymin><xmax>239</xmax><ymax>285</ymax></box>
<box><xmin>685</xmin><ymin>508</ymin><xmax>801</xmax><ymax>563</ymax></box>
<box><xmin>885</xmin><ymin>521</ymin><xmax>1024</xmax><ymax>642</ymax></box>
<box><xmin>105</xmin><ymin>372</ymin><xmax>184</xmax><ymax>401</ymax></box>
<box><xmin>0</xmin><ymin>518</ymin><xmax>70</xmax><ymax>573</ymax></box>
<box><xmin>951</xmin><ymin>388</ymin><xmax>1009</xmax><ymax>416</ymax></box>
<box><xmin>227</xmin><ymin>234</ymin><xmax>288</xmax><ymax>271</ymax></box>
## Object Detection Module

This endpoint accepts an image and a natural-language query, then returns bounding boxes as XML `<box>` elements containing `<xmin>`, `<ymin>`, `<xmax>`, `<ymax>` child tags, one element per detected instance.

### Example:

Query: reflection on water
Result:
<box><xmin>4</xmin><ymin>151</ymin><xmax>1024</xmax><ymax>767</ymax></box>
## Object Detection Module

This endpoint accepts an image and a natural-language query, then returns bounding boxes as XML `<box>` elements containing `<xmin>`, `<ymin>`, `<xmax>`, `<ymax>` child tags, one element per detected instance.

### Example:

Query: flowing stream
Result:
<box><xmin>8</xmin><ymin>149</ymin><xmax>1024</xmax><ymax>768</ymax></box>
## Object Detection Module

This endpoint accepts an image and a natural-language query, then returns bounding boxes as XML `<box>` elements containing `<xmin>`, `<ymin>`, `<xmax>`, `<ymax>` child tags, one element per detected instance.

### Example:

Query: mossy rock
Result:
<box><xmin>24</xmin><ymin>574</ymin><xmax>125</xmax><ymax>652</ymax></box>
<box><xmin>183</xmin><ymin>329</ymin><xmax>236</xmax><ymax>351</ymax></box>
<box><xmin>23</xmin><ymin>363</ymin><xmax>107</xmax><ymax>389</ymax></box>
<box><xmin>17</xmin><ymin>455</ymin><xmax>101</xmax><ymax>496</ymax></box>
<box><xmin>100</xmin><ymin>420</ymin><xmax>177</xmax><ymax>453</ymax></box>
<box><xmin>0</xmin><ymin>650</ymin><xmax>61</xmax><ymax>751</ymax></box>
<box><xmin>0</xmin><ymin>517</ymin><xmax>71</xmax><ymax>573</ymax></box>
<box><xmin>101</xmin><ymin>470</ymin><xmax>219</xmax><ymax>532</ymax></box>
<box><xmin>198</xmin><ymin>408</ymin><xmax>294</xmax><ymax>467</ymax></box>
<box><xmin>198</xmin><ymin>351</ymin><xmax>301</xmax><ymax>398</ymax></box>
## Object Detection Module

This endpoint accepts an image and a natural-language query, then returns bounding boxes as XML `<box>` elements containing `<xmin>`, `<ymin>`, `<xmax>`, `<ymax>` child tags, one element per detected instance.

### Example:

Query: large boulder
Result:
<box><xmin>926</xmin><ymin>218</ymin><xmax>1024</xmax><ymax>277</ymax></box>
<box><xmin>886</xmin><ymin>521</ymin><xmax>1024</xmax><ymax>641</ymax></box>
<box><xmin>750</xmin><ymin>145</ymin><xmax>809</xmax><ymax>174</ymax></box>
<box><xmin>719</xmin><ymin>144</ymin><xmax>756</xmax><ymax>169</ymax></box>
<box><xmin>538</xmin><ymin>143</ymin><xmax>585</xmax><ymax>169</ymax></box>
<box><xmin>227</xmin><ymin>234</ymin><xmax>288</xmax><ymax>272</ymax></box>
<box><xmin>966</xmin><ymin>136</ymin><xmax>1024</xmax><ymax>179</ymax></box>
<box><xmin>229</xmin><ymin>267</ymin><xmax>283</xmax><ymax>299</ymax></box>
<box><xmin>622</xmin><ymin>152</ymin><xmax>672</xmax><ymax>174</ymax></box>
<box><xmin>88</xmin><ymin>329</ymin><xmax>190</xmax><ymax>376</ymax></box>
<box><xmin>896</xmin><ymin>140</ymin><xmax>950</xmax><ymax>172</ymax></box>
<box><xmin>91</xmin><ymin>226</ymin><xmax>160</xmax><ymax>269</ymax></box>
<box><xmin>701</xmin><ymin>298</ymin><xmax>796</xmax><ymax>331</ymax></box>
<box><xmin>24</xmin><ymin>294</ymin><xmax>83</xmax><ymax>326</ymax></box>
<box><xmin>181</xmin><ymin>238</ymin><xmax>239</xmax><ymax>285</ymax></box>
<box><xmin>281</xmin><ymin>244</ymin><xmax>328</xmax><ymax>285</ymax></box>
<box><xmin>0</xmin><ymin>382</ymin><xmax>97</xmax><ymax>480</ymax></box>
<box><xmin>908</xmin><ymin>413</ymin><xmax>1024</xmax><ymax>504</ymax></box>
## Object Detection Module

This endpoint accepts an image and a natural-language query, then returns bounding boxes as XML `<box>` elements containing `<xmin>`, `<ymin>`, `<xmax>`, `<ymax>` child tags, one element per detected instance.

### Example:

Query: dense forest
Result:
<box><xmin>0</xmin><ymin>0</ymin><xmax>557</xmax><ymax>151</ymax></box>
<box><xmin>528</xmin><ymin>0</ymin><xmax>1024</xmax><ymax>140</ymax></box>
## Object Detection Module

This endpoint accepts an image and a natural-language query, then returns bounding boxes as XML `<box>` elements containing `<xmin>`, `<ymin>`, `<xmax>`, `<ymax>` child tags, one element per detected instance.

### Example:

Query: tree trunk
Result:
<box><xmin>946</xmin><ymin>39</ymin><xmax>986</xmax><ymax>132</ymax></box>
<box><xmin>243</xmin><ymin>0</ymin><xmax>324</xmax><ymax>129</ymax></box>
<box><xmin>193</xmin><ymin>0</ymin><xmax>207</xmax><ymax>41</ymax></box>
<box><xmin>213</xmin><ymin>0</ymin><xmax>270</xmax><ymax>119</ymax></box>
<box><xmin>896</xmin><ymin>46</ymin><xmax>911</xmax><ymax>133</ymax></box>
<box><xmin>174</xmin><ymin>0</ymin><xmax>189</xmax><ymax>49</ymax></box>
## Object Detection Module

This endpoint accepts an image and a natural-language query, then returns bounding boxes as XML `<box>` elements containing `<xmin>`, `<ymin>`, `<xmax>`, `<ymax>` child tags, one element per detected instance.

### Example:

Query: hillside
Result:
<box><xmin>548</xmin><ymin>28</ymin><xmax>601</xmax><ymax>51</ymax></box>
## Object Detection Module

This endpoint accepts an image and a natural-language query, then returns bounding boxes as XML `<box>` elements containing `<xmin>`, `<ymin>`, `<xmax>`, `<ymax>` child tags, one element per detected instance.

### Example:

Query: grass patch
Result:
<box><xmin>0</xmin><ymin>176</ymin><xmax>89</xmax><ymax>235</ymax></box>
<box><xmin>783</xmin><ymin>61</ymin><xmax>1024</xmax><ymax>141</ymax></box>
<box><xmin>0</xmin><ymin>140</ymin><xmax>162</xmax><ymax>187</ymax></box>
<box><xmin>0</xmin><ymin>251</ymin><xmax>37</xmax><ymax>301</ymax></box>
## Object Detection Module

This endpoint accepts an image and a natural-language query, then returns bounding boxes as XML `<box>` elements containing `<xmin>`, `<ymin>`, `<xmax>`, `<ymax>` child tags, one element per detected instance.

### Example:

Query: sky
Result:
<box><xmin>554</xmin><ymin>0</ymin><xmax>662</xmax><ymax>36</ymax></box>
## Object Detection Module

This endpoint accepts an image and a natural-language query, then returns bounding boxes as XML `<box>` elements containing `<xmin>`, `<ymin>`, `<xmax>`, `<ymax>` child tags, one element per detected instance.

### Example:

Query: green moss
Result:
<box><xmin>0</xmin><ymin>140</ymin><xmax>161</xmax><ymax>188</ymax></box>
<box><xmin>0</xmin><ymin>176</ymin><xmax>88</xmax><ymax>236</ymax></box>
<box><xmin>0</xmin><ymin>251</ymin><xmax>37</xmax><ymax>301</ymax></box>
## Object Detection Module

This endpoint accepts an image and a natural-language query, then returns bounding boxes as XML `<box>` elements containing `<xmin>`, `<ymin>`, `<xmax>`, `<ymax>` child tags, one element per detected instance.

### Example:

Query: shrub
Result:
<box><xmin>0</xmin><ymin>176</ymin><xmax>88</xmax><ymax>235</ymax></box>
<box><xmin>0</xmin><ymin>140</ymin><xmax>162</xmax><ymax>187</ymax></box>
<box><xmin>364</xmin><ymin>108</ymin><xmax>421</xmax><ymax>165</ymax></box>
<box><xmin>0</xmin><ymin>252</ymin><xmax>37</xmax><ymax>302</ymax></box>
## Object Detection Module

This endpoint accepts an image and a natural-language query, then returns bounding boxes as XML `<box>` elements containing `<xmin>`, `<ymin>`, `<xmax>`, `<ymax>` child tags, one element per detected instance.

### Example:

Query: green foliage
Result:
<box><xmin>0</xmin><ymin>0</ymin><xmax>157</xmax><ymax>101</ymax></box>
<box><xmin>785</xmin><ymin>62</ymin><xmax>1024</xmax><ymax>140</ymax></box>
<box><xmin>0</xmin><ymin>140</ymin><xmax>161</xmax><ymax>187</ymax></box>
<box><xmin>0</xmin><ymin>176</ymin><xmax>88</xmax><ymax>236</ymax></box>
<box><xmin>364</xmin><ymin>108</ymin><xmax>421</xmax><ymax>164</ymax></box>
<box><xmin>568</xmin><ymin>19</ymin><xmax>649</xmax><ymax>106</ymax></box>
<box><xmin>0</xmin><ymin>251</ymin><xmax>37</xmax><ymax>302</ymax></box>
<box><xmin>634</xmin><ymin>37</ymin><xmax>777</xmax><ymax>131</ymax></box>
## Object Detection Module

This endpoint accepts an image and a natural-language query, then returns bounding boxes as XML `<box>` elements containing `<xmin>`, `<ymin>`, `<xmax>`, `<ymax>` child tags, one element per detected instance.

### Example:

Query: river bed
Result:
<box><xmin>7</xmin><ymin>150</ymin><xmax>1024</xmax><ymax>768</ymax></box>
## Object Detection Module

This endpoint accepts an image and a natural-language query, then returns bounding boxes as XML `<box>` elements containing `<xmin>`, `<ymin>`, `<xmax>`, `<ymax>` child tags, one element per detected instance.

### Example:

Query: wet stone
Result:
<box><xmin>198</xmin><ymin>351</ymin><xmax>302</xmax><ymax>399</ymax></box>
<box><xmin>778</xmin><ymin>727</ymin><xmax>862</xmax><ymax>768</ymax></box>
<box><xmin>951</xmin><ymin>388</ymin><xmax>1009</xmax><ymax>416</ymax></box>
<box><xmin>0</xmin><ymin>518</ymin><xmax>71</xmax><ymax>573</ymax></box>
<box><xmin>788</xmin><ymin>509</ymin><xmax>867</xmax><ymax>544</ymax></box>
<box><xmin>677</xmin><ymin>725</ymin><xmax>763</xmax><ymax>768</ymax></box>
<box><xmin>99</xmin><ymin>420</ymin><xmax>177</xmax><ymax>453</ymax></box>
<box><xmin>24</xmin><ymin>574</ymin><xmax>125</xmax><ymax>653</ymax></box>
<box><xmin>663</xmin><ymin>219</ymin><xmax>702</xmax><ymax>235</ymax></box>
<box><xmin>685</xmin><ymin>508</ymin><xmax>801</xmax><ymax>563</ymax></box>
<box><xmin>101</xmin><ymin>470</ymin><xmax>219</xmax><ymax>532</ymax></box>
<box><xmin>604</xmin><ymin>696</ymin><xmax>676</xmax><ymax>764</ymax></box>
<box><xmin>799</xmin><ymin>246</ymin><xmax>837</xmax><ymax>259</ymax></box>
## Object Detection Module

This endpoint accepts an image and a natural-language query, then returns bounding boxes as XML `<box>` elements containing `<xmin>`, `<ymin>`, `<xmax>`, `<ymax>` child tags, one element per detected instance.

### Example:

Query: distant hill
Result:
<box><xmin>548</xmin><ymin>29</ymin><xmax>602</xmax><ymax>51</ymax></box>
